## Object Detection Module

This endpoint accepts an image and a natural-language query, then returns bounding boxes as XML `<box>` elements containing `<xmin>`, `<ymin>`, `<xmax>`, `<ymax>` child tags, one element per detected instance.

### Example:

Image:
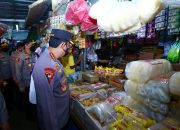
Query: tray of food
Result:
<box><xmin>78</xmin><ymin>93</ymin><xmax>106</xmax><ymax>109</ymax></box>
<box><xmin>69</xmin><ymin>80</ymin><xmax>90</xmax><ymax>88</ymax></box>
<box><xmin>89</xmin><ymin>82</ymin><xmax>110</xmax><ymax>90</ymax></box>
<box><xmin>70</xmin><ymin>86</ymin><xmax>95</xmax><ymax>99</ymax></box>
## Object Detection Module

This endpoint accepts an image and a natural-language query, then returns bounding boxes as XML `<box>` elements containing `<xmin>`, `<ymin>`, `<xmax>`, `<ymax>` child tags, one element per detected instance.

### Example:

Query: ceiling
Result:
<box><xmin>0</xmin><ymin>0</ymin><xmax>50</xmax><ymax>28</ymax></box>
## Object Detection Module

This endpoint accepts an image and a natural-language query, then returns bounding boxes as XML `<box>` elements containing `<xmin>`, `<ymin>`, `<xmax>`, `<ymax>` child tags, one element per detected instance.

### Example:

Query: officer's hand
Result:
<box><xmin>1</xmin><ymin>122</ymin><xmax>10</xmax><ymax>130</ymax></box>
<box><xmin>19</xmin><ymin>87</ymin><xmax>25</xmax><ymax>93</ymax></box>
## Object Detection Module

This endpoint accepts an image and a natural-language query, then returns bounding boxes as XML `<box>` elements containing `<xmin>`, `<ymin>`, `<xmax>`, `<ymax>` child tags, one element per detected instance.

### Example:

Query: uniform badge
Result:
<box><xmin>58</xmin><ymin>68</ymin><xmax>62</xmax><ymax>73</ymax></box>
<box><xmin>61</xmin><ymin>85</ymin><xmax>67</xmax><ymax>93</ymax></box>
<box><xmin>44</xmin><ymin>68</ymin><xmax>55</xmax><ymax>84</ymax></box>
<box><xmin>16</xmin><ymin>57</ymin><xmax>20</xmax><ymax>62</ymax></box>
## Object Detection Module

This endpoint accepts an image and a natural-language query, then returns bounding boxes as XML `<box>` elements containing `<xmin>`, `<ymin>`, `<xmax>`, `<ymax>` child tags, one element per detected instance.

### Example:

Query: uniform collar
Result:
<box><xmin>45</xmin><ymin>48</ymin><xmax>57</xmax><ymax>62</ymax></box>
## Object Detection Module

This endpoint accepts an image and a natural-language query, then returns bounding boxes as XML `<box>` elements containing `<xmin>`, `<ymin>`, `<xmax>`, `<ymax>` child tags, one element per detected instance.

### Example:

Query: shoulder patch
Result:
<box><xmin>44</xmin><ymin>68</ymin><xmax>55</xmax><ymax>84</ymax></box>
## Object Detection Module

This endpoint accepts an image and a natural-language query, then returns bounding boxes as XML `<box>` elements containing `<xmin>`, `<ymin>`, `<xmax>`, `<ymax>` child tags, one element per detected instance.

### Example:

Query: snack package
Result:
<box><xmin>125</xmin><ymin>59</ymin><xmax>172</xmax><ymax>83</ymax></box>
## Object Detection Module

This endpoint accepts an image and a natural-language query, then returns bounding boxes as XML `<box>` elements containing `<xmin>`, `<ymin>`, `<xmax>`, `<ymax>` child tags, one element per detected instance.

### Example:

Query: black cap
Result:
<box><xmin>49</xmin><ymin>29</ymin><xmax>73</xmax><ymax>48</ymax></box>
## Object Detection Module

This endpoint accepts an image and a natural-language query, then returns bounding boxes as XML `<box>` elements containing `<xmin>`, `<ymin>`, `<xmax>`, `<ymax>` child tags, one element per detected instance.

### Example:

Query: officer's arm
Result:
<box><xmin>33</xmin><ymin>68</ymin><xmax>58</xmax><ymax>130</ymax></box>
<box><xmin>15</xmin><ymin>56</ymin><xmax>23</xmax><ymax>87</ymax></box>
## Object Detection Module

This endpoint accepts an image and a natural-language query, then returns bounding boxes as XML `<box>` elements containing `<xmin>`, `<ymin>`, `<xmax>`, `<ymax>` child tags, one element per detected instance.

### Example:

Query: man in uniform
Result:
<box><xmin>10</xmin><ymin>41</ymin><xmax>24</xmax><ymax>84</ymax></box>
<box><xmin>0</xmin><ymin>42</ymin><xmax>13</xmax><ymax>111</ymax></box>
<box><xmin>15</xmin><ymin>40</ymin><xmax>36</xmax><ymax>120</ymax></box>
<box><xmin>32</xmin><ymin>29</ymin><xmax>73</xmax><ymax>130</ymax></box>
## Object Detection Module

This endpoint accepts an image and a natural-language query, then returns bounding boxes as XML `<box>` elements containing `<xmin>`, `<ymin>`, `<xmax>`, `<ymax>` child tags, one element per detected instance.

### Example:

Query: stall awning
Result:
<box><xmin>26</xmin><ymin>0</ymin><xmax>50</xmax><ymax>27</ymax></box>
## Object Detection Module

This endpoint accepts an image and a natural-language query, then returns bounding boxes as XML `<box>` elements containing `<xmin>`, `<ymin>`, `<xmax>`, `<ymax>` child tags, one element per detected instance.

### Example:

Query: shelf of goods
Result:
<box><xmin>69</xmin><ymin>59</ymin><xmax>180</xmax><ymax>130</ymax></box>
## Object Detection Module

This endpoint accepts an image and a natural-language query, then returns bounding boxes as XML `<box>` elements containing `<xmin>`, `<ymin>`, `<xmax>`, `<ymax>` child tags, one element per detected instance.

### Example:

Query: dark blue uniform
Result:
<box><xmin>0</xmin><ymin>90</ymin><xmax>8</xmax><ymax>123</ymax></box>
<box><xmin>32</xmin><ymin>48</ymin><xmax>70</xmax><ymax>130</ymax></box>
<box><xmin>0</xmin><ymin>52</ymin><xmax>12</xmax><ymax>80</ymax></box>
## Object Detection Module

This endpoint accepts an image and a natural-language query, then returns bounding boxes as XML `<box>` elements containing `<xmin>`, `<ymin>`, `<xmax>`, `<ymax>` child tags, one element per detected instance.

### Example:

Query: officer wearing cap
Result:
<box><xmin>32</xmin><ymin>29</ymin><xmax>73</xmax><ymax>130</ymax></box>
<box><xmin>15</xmin><ymin>40</ymin><xmax>37</xmax><ymax>119</ymax></box>
<box><xmin>10</xmin><ymin>41</ymin><xmax>24</xmax><ymax>83</ymax></box>
<box><xmin>0</xmin><ymin>42</ymin><xmax>13</xmax><ymax>111</ymax></box>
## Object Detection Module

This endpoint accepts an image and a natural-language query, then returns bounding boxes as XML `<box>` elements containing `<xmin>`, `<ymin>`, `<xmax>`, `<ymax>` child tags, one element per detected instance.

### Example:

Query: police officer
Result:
<box><xmin>15</xmin><ymin>40</ymin><xmax>36</xmax><ymax>120</ymax></box>
<box><xmin>0</xmin><ymin>42</ymin><xmax>13</xmax><ymax>111</ymax></box>
<box><xmin>10</xmin><ymin>41</ymin><xmax>24</xmax><ymax>84</ymax></box>
<box><xmin>32</xmin><ymin>29</ymin><xmax>73</xmax><ymax>130</ymax></box>
<box><xmin>0</xmin><ymin>90</ymin><xmax>10</xmax><ymax>130</ymax></box>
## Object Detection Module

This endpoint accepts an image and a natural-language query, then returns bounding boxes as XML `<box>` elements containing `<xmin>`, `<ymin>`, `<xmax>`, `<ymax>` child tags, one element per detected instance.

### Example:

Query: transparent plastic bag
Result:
<box><xmin>169</xmin><ymin>72</ymin><xmax>180</xmax><ymax>96</ymax></box>
<box><xmin>89</xmin><ymin>102</ymin><xmax>116</xmax><ymax>125</ymax></box>
<box><xmin>143</xmin><ymin>98</ymin><xmax>169</xmax><ymax>114</ymax></box>
<box><xmin>138</xmin><ymin>74</ymin><xmax>172</xmax><ymax>103</ymax></box>
<box><xmin>125</xmin><ymin>59</ymin><xmax>172</xmax><ymax>83</ymax></box>
<box><xmin>65</xmin><ymin>0</ymin><xmax>88</xmax><ymax>25</ymax></box>
<box><xmin>124</xmin><ymin>80</ymin><xmax>144</xmax><ymax>100</ymax></box>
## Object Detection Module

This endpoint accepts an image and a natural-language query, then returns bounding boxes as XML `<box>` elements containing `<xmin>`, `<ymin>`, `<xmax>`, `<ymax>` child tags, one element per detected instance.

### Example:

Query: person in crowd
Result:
<box><xmin>60</xmin><ymin>44</ymin><xmax>76</xmax><ymax>77</ymax></box>
<box><xmin>32</xmin><ymin>29</ymin><xmax>73</xmax><ymax>130</ymax></box>
<box><xmin>15</xmin><ymin>40</ymin><xmax>37</xmax><ymax>121</ymax></box>
<box><xmin>0</xmin><ymin>42</ymin><xmax>13</xmax><ymax>111</ymax></box>
<box><xmin>10</xmin><ymin>41</ymin><xmax>25</xmax><ymax>84</ymax></box>
<box><xmin>0</xmin><ymin>90</ymin><xmax>10</xmax><ymax>130</ymax></box>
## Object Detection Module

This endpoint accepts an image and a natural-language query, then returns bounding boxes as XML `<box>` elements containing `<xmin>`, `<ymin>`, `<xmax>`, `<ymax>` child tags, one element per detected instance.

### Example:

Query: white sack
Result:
<box><xmin>169</xmin><ymin>72</ymin><xmax>180</xmax><ymax>96</ymax></box>
<box><xmin>133</xmin><ymin>0</ymin><xmax>165</xmax><ymax>24</ymax></box>
<box><xmin>125</xmin><ymin>59</ymin><xmax>172</xmax><ymax>83</ymax></box>
<box><xmin>89</xmin><ymin>0</ymin><xmax>118</xmax><ymax>19</ymax></box>
<box><xmin>124</xmin><ymin>80</ymin><xmax>144</xmax><ymax>100</ymax></box>
<box><xmin>97</xmin><ymin>1</ymin><xmax>141</xmax><ymax>32</ymax></box>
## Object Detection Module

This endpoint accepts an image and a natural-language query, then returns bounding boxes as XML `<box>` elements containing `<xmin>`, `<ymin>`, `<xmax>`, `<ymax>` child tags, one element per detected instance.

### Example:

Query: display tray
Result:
<box><xmin>69</xmin><ymin>80</ymin><xmax>90</xmax><ymax>88</ymax></box>
<box><xmin>70</xmin><ymin>86</ymin><xmax>95</xmax><ymax>99</ymax></box>
<box><xmin>85</xmin><ymin>103</ymin><xmax>116</xmax><ymax>130</ymax></box>
<box><xmin>78</xmin><ymin>93</ymin><xmax>106</xmax><ymax>109</ymax></box>
<box><xmin>89</xmin><ymin>82</ymin><xmax>110</xmax><ymax>91</ymax></box>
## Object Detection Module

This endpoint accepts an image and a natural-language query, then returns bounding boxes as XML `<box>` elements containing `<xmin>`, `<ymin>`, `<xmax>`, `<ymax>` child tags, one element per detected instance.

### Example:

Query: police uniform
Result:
<box><xmin>10</xmin><ymin>51</ymin><xmax>19</xmax><ymax>81</ymax></box>
<box><xmin>15</xmin><ymin>51</ymin><xmax>36</xmax><ymax>88</ymax></box>
<box><xmin>0</xmin><ymin>90</ymin><xmax>8</xmax><ymax>124</ymax></box>
<box><xmin>0</xmin><ymin>52</ymin><xmax>12</xmax><ymax>80</ymax></box>
<box><xmin>0</xmin><ymin>51</ymin><xmax>13</xmax><ymax>111</ymax></box>
<box><xmin>32</xmin><ymin>29</ymin><xmax>72</xmax><ymax>130</ymax></box>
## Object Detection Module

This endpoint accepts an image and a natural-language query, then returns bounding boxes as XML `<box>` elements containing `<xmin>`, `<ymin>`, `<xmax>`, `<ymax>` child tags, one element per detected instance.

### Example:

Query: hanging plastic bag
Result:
<box><xmin>80</xmin><ymin>7</ymin><xmax>98</xmax><ymax>32</ymax></box>
<box><xmin>65</xmin><ymin>0</ymin><xmax>88</xmax><ymax>25</ymax></box>
<box><xmin>167</xmin><ymin>41</ymin><xmax>180</xmax><ymax>63</ymax></box>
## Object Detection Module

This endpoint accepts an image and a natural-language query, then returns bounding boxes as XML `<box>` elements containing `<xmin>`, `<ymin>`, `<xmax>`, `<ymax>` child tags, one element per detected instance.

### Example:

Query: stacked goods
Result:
<box><xmin>108</xmin><ymin>105</ymin><xmax>156</xmax><ymax>130</ymax></box>
<box><xmin>169</xmin><ymin>72</ymin><xmax>180</xmax><ymax>96</ymax></box>
<box><xmin>95</xmin><ymin>66</ymin><xmax>123</xmax><ymax>77</ymax></box>
<box><xmin>124</xmin><ymin>59</ymin><xmax>172</xmax><ymax>122</ymax></box>
<box><xmin>125</xmin><ymin>59</ymin><xmax>172</xmax><ymax>83</ymax></box>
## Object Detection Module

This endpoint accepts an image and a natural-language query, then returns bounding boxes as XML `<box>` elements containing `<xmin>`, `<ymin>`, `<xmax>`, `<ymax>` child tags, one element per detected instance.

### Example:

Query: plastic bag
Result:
<box><xmin>133</xmin><ymin>0</ymin><xmax>165</xmax><ymax>24</ymax></box>
<box><xmin>169</xmin><ymin>72</ymin><xmax>180</xmax><ymax>96</ymax></box>
<box><xmin>89</xmin><ymin>102</ymin><xmax>116</xmax><ymax>124</ymax></box>
<box><xmin>167</xmin><ymin>41</ymin><xmax>180</xmax><ymax>63</ymax></box>
<box><xmin>138</xmin><ymin>78</ymin><xmax>171</xmax><ymax>103</ymax></box>
<box><xmin>124</xmin><ymin>80</ymin><xmax>144</xmax><ymax>100</ymax></box>
<box><xmin>65</xmin><ymin>0</ymin><xmax>88</xmax><ymax>25</ymax></box>
<box><xmin>89</xmin><ymin>0</ymin><xmax>118</xmax><ymax>20</ymax></box>
<box><xmin>80</xmin><ymin>7</ymin><xmax>98</xmax><ymax>32</ymax></box>
<box><xmin>97</xmin><ymin>1</ymin><xmax>141</xmax><ymax>32</ymax></box>
<box><xmin>143</xmin><ymin>98</ymin><xmax>169</xmax><ymax>114</ymax></box>
<box><xmin>125</xmin><ymin>59</ymin><xmax>172</xmax><ymax>83</ymax></box>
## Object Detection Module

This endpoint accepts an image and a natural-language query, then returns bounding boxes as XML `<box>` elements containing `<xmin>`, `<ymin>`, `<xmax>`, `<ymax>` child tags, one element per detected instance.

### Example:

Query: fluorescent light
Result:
<box><xmin>16</xmin><ymin>25</ymin><xmax>19</xmax><ymax>31</ymax></box>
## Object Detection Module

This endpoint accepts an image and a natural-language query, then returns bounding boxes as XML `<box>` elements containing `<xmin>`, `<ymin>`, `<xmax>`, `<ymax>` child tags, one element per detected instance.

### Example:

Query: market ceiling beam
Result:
<box><xmin>0</xmin><ymin>19</ymin><xmax>25</xmax><ymax>22</ymax></box>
